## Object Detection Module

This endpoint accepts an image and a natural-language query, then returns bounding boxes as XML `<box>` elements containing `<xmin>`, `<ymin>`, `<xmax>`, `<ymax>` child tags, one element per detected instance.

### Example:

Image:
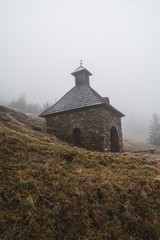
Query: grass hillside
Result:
<box><xmin>0</xmin><ymin>106</ymin><xmax>160</xmax><ymax>240</ymax></box>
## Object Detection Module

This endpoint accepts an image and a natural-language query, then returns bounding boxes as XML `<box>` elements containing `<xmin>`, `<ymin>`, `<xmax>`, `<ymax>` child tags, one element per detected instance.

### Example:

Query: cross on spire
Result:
<box><xmin>80</xmin><ymin>59</ymin><xmax>83</xmax><ymax>66</ymax></box>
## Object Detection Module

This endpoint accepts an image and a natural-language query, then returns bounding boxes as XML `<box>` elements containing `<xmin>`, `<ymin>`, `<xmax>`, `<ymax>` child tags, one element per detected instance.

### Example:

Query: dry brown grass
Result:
<box><xmin>0</xmin><ymin>106</ymin><xmax>160</xmax><ymax>240</ymax></box>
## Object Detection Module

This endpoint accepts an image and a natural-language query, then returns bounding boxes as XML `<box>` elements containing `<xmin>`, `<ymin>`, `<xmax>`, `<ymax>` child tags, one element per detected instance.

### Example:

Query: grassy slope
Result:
<box><xmin>0</xmin><ymin>106</ymin><xmax>160</xmax><ymax>240</ymax></box>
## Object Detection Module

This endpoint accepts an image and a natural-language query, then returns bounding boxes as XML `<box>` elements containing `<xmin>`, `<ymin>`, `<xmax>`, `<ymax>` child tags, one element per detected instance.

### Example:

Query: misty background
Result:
<box><xmin>0</xmin><ymin>0</ymin><xmax>160</xmax><ymax>141</ymax></box>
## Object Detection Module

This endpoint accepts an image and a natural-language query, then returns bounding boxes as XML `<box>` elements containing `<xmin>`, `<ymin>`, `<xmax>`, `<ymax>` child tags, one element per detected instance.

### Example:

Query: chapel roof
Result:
<box><xmin>40</xmin><ymin>65</ymin><xmax>124</xmax><ymax>117</ymax></box>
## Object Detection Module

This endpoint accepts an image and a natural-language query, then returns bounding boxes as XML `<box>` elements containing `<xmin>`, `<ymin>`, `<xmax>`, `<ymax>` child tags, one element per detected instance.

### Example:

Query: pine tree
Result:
<box><xmin>149</xmin><ymin>114</ymin><xmax>160</xmax><ymax>146</ymax></box>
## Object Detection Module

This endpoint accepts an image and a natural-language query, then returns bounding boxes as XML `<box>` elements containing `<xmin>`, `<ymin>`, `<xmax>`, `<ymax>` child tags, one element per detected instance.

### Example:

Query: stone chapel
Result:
<box><xmin>40</xmin><ymin>64</ymin><xmax>124</xmax><ymax>152</ymax></box>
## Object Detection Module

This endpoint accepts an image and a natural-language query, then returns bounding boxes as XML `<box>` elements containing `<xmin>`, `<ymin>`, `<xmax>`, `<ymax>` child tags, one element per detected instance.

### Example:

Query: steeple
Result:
<box><xmin>71</xmin><ymin>62</ymin><xmax>92</xmax><ymax>86</ymax></box>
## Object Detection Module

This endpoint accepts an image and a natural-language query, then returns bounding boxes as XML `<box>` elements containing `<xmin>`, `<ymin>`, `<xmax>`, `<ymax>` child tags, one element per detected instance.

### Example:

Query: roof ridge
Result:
<box><xmin>88</xmin><ymin>86</ymin><xmax>105</xmax><ymax>103</ymax></box>
<box><xmin>75</xmin><ymin>65</ymin><xmax>85</xmax><ymax>71</ymax></box>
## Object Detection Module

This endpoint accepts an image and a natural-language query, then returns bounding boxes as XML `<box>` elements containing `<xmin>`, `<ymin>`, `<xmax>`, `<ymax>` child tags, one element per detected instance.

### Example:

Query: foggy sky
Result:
<box><xmin>0</xmin><ymin>0</ymin><xmax>160</xmax><ymax>141</ymax></box>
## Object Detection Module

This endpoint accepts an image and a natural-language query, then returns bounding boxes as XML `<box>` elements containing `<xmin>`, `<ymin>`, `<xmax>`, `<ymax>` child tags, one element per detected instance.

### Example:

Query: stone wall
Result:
<box><xmin>45</xmin><ymin>105</ymin><xmax>123</xmax><ymax>152</ymax></box>
<box><xmin>102</xmin><ymin>109</ymin><xmax>123</xmax><ymax>152</ymax></box>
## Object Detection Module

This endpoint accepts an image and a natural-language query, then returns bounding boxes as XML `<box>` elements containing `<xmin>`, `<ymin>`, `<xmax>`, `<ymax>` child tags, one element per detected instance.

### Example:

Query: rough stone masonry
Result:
<box><xmin>40</xmin><ymin>64</ymin><xmax>124</xmax><ymax>152</ymax></box>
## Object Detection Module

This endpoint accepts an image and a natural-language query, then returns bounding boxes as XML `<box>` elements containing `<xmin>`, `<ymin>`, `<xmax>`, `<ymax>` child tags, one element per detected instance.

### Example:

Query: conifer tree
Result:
<box><xmin>149</xmin><ymin>114</ymin><xmax>160</xmax><ymax>146</ymax></box>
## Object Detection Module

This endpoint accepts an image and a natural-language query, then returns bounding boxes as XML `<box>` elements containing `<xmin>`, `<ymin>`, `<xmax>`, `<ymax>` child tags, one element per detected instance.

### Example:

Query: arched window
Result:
<box><xmin>110</xmin><ymin>126</ymin><xmax>120</xmax><ymax>152</ymax></box>
<box><xmin>73</xmin><ymin>128</ymin><xmax>81</xmax><ymax>146</ymax></box>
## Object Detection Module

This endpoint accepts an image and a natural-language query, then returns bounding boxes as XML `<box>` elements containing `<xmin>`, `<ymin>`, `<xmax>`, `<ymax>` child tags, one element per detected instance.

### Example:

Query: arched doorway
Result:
<box><xmin>73</xmin><ymin>128</ymin><xmax>81</xmax><ymax>146</ymax></box>
<box><xmin>110</xmin><ymin>126</ymin><xmax>120</xmax><ymax>152</ymax></box>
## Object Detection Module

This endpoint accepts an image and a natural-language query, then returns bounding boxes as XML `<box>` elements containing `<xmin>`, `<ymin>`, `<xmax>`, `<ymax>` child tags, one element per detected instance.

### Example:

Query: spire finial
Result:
<box><xmin>80</xmin><ymin>59</ymin><xmax>83</xmax><ymax>66</ymax></box>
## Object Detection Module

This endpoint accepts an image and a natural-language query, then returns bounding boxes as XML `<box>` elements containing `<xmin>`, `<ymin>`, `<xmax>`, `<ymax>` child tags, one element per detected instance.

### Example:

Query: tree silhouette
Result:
<box><xmin>8</xmin><ymin>95</ymin><xmax>42</xmax><ymax>114</ymax></box>
<box><xmin>149</xmin><ymin>114</ymin><xmax>160</xmax><ymax>146</ymax></box>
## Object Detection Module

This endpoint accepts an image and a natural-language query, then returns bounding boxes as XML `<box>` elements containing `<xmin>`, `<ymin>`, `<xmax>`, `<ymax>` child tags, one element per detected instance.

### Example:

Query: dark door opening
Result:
<box><xmin>73</xmin><ymin>128</ymin><xmax>81</xmax><ymax>146</ymax></box>
<box><xmin>110</xmin><ymin>126</ymin><xmax>120</xmax><ymax>152</ymax></box>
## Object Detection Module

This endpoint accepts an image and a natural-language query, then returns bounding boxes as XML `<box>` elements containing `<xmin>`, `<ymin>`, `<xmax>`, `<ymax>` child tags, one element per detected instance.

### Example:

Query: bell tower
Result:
<box><xmin>71</xmin><ymin>62</ymin><xmax>92</xmax><ymax>86</ymax></box>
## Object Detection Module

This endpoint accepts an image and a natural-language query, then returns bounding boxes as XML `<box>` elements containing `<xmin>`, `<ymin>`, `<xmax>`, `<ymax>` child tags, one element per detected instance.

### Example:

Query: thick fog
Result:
<box><xmin>0</xmin><ymin>0</ymin><xmax>160</xmax><ymax>141</ymax></box>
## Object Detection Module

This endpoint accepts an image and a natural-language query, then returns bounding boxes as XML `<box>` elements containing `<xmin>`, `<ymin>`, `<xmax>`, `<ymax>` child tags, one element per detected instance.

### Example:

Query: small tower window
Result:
<box><xmin>73</xmin><ymin>128</ymin><xmax>81</xmax><ymax>146</ymax></box>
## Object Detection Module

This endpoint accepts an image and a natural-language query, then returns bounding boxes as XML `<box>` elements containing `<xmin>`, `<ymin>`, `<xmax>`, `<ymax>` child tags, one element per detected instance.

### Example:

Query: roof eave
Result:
<box><xmin>103</xmin><ymin>103</ymin><xmax>125</xmax><ymax>117</ymax></box>
<box><xmin>39</xmin><ymin>103</ymin><xmax>125</xmax><ymax>118</ymax></box>
<box><xmin>71</xmin><ymin>69</ymin><xmax>92</xmax><ymax>77</ymax></box>
<box><xmin>39</xmin><ymin>104</ymin><xmax>104</xmax><ymax>117</ymax></box>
